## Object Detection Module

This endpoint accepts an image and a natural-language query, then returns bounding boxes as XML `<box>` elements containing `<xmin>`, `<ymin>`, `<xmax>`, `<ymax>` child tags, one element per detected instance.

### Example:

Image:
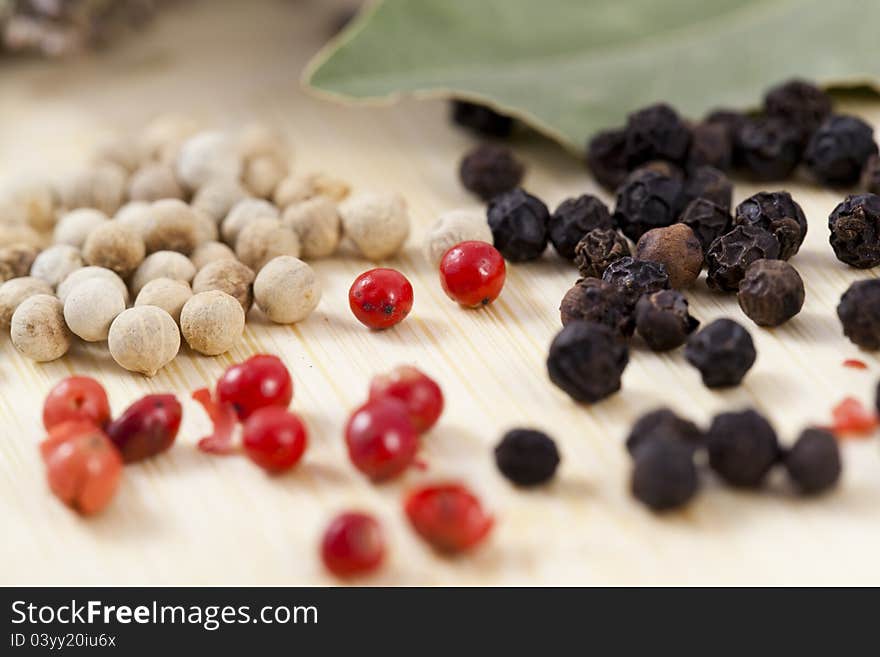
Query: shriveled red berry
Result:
<box><xmin>40</xmin><ymin>421</ymin><xmax>122</xmax><ymax>515</ymax></box>
<box><xmin>321</xmin><ymin>512</ymin><xmax>385</xmax><ymax>578</ymax></box>
<box><xmin>193</xmin><ymin>388</ymin><xmax>238</xmax><ymax>455</ymax></box>
<box><xmin>106</xmin><ymin>394</ymin><xmax>182</xmax><ymax>463</ymax></box>
<box><xmin>348</xmin><ymin>268</ymin><xmax>414</xmax><ymax>329</ymax></box>
<box><xmin>345</xmin><ymin>398</ymin><xmax>418</xmax><ymax>481</ymax></box>
<box><xmin>404</xmin><ymin>483</ymin><xmax>493</xmax><ymax>553</ymax></box>
<box><xmin>42</xmin><ymin>376</ymin><xmax>111</xmax><ymax>431</ymax></box>
<box><xmin>369</xmin><ymin>365</ymin><xmax>444</xmax><ymax>433</ymax></box>
<box><xmin>216</xmin><ymin>354</ymin><xmax>293</xmax><ymax>420</ymax></box>
<box><xmin>242</xmin><ymin>407</ymin><xmax>308</xmax><ymax>473</ymax></box>
<box><xmin>439</xmin><ymin>241</ymin><xmax>506</xmax><ymax>307</ymax></box>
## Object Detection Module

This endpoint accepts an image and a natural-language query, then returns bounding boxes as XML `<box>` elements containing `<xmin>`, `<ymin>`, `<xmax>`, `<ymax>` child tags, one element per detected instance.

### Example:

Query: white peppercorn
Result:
<box><xmin>11</xmin><ymin>294</ymin><xmax>71</xmax><ymax>362</ymax></box>
<box><xmin>0</xmin><ymin>276</ymin><xmax>53</xmax><ymax>329</ymax></box>
<box><xmin>281</xmin><ymin>196</ymin><xmax>341</xmax><ymax>259</ymax></box>
<box><xmin>220</xmin><ymin>198</ymin><xmax>279</xmax><ymax>246</ymax></box>
<box><xmin>190</xmin><ymin>241</ymin><xmax>236</xmax><ymax>271</ymax></box>
<box><xmin>63</xmin><ymin>278</ymin><xmax>126</xmax><ymax>342</ymax></box>
<box><xmin>191</xmin><ymin>259</ymin><xmax>254</xmax><ymax>312</ymax></box>
<box><xmin>192</xmin><ymin>209</ymin><xmax>218</xmax><ymax>245</ymax></box>
<box><xmin>191</xmin><ymin>178</ymin><xmax>247</xmax><ymax>223</ymax></box>
<box><xmin>30</xmin><ymin>244</ymin><xmax>83</xmax><ymax>287</ymax></box>
<box><xmin>253</xmin><ymin>256</ymin><xmax>320</xmax><ymax>324</ymax></box>
<box><xmin>135</xmin><ymin>277</ymin><xmax>192</xmax><ymax>324</ymax></box>
<box><xmin>82</xmin><ymin>222</ymin><xmax>145</xmax><ymax>277</ymax></box>
<box><xmin>0</xmin><ymin>244</ymin><xmax>40</xmax><ymax>282</ymax></box>
<box><xmin>92</xmin><ymin>134</ymin><xmax>146</xmax><ymax>173</ymax></box>
<box><xmin>53</xmin><ymin>208</ymin><xmax>109</xmax><ymax>248</ymax></box>
<box><xmin>143</xmin><ymin>199</ymin><xmax>199</xmax><ymax>255</ymax></box>
<box><xmin>140</xmin><ymin>114</ymin><xmax>199</xmax><ymax>165</ymax></box>
<box><xmin>238</xmin><ymin>122</ymin><xmax>290</xmax><ymax>163</ymax></box>
<box><xmin>235</xmin><ymin>217</ymin><xmax>300</xmax><ymax>272</ymax></box>
<box><xmin>2</xmin><ymin>179</ymin><xmax>57</xmax><ymax>231</ymax></box>
<box><xmin>0</xmin><ymin>222</ymin><xmax>42</xmax><ymax>249</ymax></box>
<box><xmin>339</xmin><ymin>192</ymin><xmax>410</xmax><ymax>260</ymax></box>
<box><xmin>243</xmin><ymin>154</ymin><xmax>288</xmax><ymax>199</ymax></box>
<box><xmin>423</xmin><ymin>208</ymin><xmax>493</xmax><ymax>266</ymax></box>
<box><xmin>273</xmin><ymin>172</ymin><xmax>350</xmax><ymax>207</ymax></box>
<box><xmin>180</xmin><ymin>290</ymin><xmax>245</xmax><ymax>355</ymax></box>
<box><xmin>113</xmin><ymin>201</ymin><xmax>153</xmax><ymax>238</ymax></box>
<box><xmin>58</xmin><ymin>163</ymin><xmax>127</xmax><ymax>215</ymax></box>
<box><xmin>130</xmin><ymin>250</ymin><xmax>196</xmax><ymax>296</ymax></box>
<box><xmin>57</xmin><ymin>266</ymin><xmax>129</xmax><ymax>304</ymax></box>
<box><xmin>127</xmin><ymin>163</ymin><xmax>184</xmax><ymax>202</ymax></box>
<box><xmin>108</xmin><ymin>306</ymin><xmax>180</xmax><ymax>376</ymax></box>
<box><xmin>176</xmin><ymin>131</ymin><xmax>242</xmax><ymax>192</ymax></box>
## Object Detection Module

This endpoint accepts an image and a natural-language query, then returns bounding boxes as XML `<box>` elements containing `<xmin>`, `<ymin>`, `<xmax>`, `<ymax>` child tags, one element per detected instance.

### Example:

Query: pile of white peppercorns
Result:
<box><xmin>0</xmin><ymin>116</ymin><xmax>412</xmax><ymax>376</ymax></box>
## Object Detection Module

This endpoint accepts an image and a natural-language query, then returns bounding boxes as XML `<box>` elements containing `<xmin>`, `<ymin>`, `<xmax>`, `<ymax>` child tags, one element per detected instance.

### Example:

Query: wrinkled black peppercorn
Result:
<box><xmin>837</xmin><ymin>279</ymin><xmax>880</xmax><ymax>350</ymax></box>
<box><xmin>613</xmin><ymin>168</ymin><xmax>684</xmax><ymax>241</ymax></box>
<box><xmin>862</xmin><ymin>154</ymin><xmax>880</xmax><ymax>195</ymax></box>
<box><xmin>623</xmin><ymin>103</ymin><xmax>691</xmax><ymax>169</ymax></box>
<box><xmin>733</xmin><ymin>191</ymin><xmax>808</xmax><ymax>260</ymax></box>
<box><xmin>828</xmin><ymin>193</ymin><xmax>880</xmax><ymax>268</ymax></box>
<box><xmin>635</xmin><ymin>290</ymin><xmax>699</xmax><ymax>351</ymax></box>
<box><xmin>687</xmin><ymin>122</ymin><xmax>733</xmax><ymax>172</ymax></box>
<box><xmin>547</xmin><ymin>320</ymin><xmax>629</xmax><ymax>403</ymax></box>
<box><xmin>682</xmin><ymin>165</ymin><xmax>733</xmax><ymax>212</ymax></box>
<box><xmin>734</xmin><ymin>116</ymin><xmax>803</xmax><ymax>181</ymax></box>
<box><xmin>549</xmin><ymin>195</ymin><xmax>613</xmax><ymax>260</ymax></box>
<box><xmin>602</xmin><ymin>256</ymin><xmax>670</xmax><ymax>307</ymax></box>
<box><xmin>451</xmin><ymin>100</ymin><xmax>514</xmax><ymax>138</ymax></box>
<box><xmin>459</xmin><ymin>144</ymin><xmax>525</xmax><ymax>201</ymax></box>
<box><xmin>763</xmin><ymin>79</ymin><xmax>833</xmax><ymax>142</ymax></box>
<box><xmin>685</xmin><ymin>318</ymin><xmax>756</xmax><ymax>388</ymax></box>
<box><xmin>573</xmin><ymin>227</ymin><xmax>631</xmax><ymax>279</ymax></box>
<box><xmin>494</xmin><ymin>428</ymin><xmax>560</xmax><ymax>487</ymax></box>
<box><xmin>783</xmin><ymin>428</ymin><xmax>841</xmax><ymax>495</ymax></box>
<box><xmin>705</xmin><ymin>409</ymin><xmax>779</xmax><ymax>488</ymax></box>
<box><xmin>634</xmin><ymin>224</ymin><xmax>703</xmax><ymax>289</ymax></box>
<box><xmin>706</xmin><ymin>225</ymin><xmax>780</xmax><ymax>292</ymax></box>
<box><xmin>487</xmin><ymin>188</ymin><xmax>550</xmax><ymax>261</ymax></box>
<box><xmin>625</xmin><ymin>408</ymin><xmax>704</xmax><ymax>456</ymax></box>
<box><xmin>630</xmin><ymin>437</ymin><xmax>698</xmax><ymax>511</ymax></box>
<box><xmin>680</xmin><ymin>198</ymin><xmax>732</xmax><ymax>254</ymax></box>
<box><xmin>737</xmin><ymin>259</ymin><xmax>805</xmax><ymax>327</ymax></box>
<box><xmin>705</xmin><ymin>108</ymin><xmax>749</xmax><ymax>141</ymax></box>
<box><xmin>805</xmin><ymin>114</ymin><xmax>879</xmax><ymax>186</ymax></box>
<box><xmin>559</xmin><ymin>278</ymin><xmax>634</xmax><ymax>336</ymax></box>
<box><xmin>585</xmin><ymin>128</ymin><xmax>628</xmax><ymax>191</ymax></box>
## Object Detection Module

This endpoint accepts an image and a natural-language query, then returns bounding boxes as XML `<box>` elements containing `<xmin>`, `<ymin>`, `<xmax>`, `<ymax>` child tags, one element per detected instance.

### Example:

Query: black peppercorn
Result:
<box><xmin>637</xmin><ymin>160</ymin><xmax>684</xmax><ymax>180</ymax></box>
<box><xmin>573</xmin><ymin>227</ymin><xmax>631</xmax><ymax>279</ymax></box>
<box><xmin>547</xmin><ymin>320</ymin><xmax>629</xmax><ymax>404</ymax></box>
<box><xmin>680</xmin><ymin>198</ymin><xmax>732</xmax><ymax>254</ymax></box>
<box><xmin>613</xmin><ymin>168</ymin><xmax>684</xmax><ymax>241</ymax></box>
<box><xmin>487</xmin><ymin>188</ymin><xmax>550</xmax><ymax>261</ymax></box>
<box><xmin>705</xmin><ymin>409</ymin><xmax>779</xmax><ymax>488</ymax></box>
<box><xmin>548</xmin><ymin>195</ymin><xmax>613</xmax><ymax>260</ymax></box>
<box><xmin>837</xmin><ymin>279</ymin><xmax>880</xmax><ymax>350</ymax></box>
<box><xmin>737</xmin><ymin>259</ymin><xmax>805</xmax><ymax>327</ymax></box>
<box><xmin>685</xmin><ymin>318</ymin><xmax>756</xmax><ymax>388</ymax></box>
<box><xmin>828</xmin><ymin>193</ymin><xmax>880</xmax><ymax>268</ymax></box>
<box><xmin>862</xmin><ymin>154</ymin><xmax>880</xmax><ymax>195</ymax></box>
<box><xmin>623</xmin><ymin>103</ymin><xmax>691</xmax><ymax>169</ymax></box>
<box><xmin>705</xmin><ymin>108</ymin><xmax>749</xmax><ymax>141</ymax></box>
<box><xmin>494</xmin><ymin>428</ymin><xmax>560</xmax><ymax>487</ymax></box>
<box><xmin>706</xmin><ymin>225</ymin><xmax>780</xmax><ymax>292</ymax></box>
<box><xmin>763</xmin><ymin>79</ymin><xmax>833</xmax><ymax>141</ymax></box>
<box><xmin>559</xmin><ymin>277</ymin><xmax>634</xmax><ymax>336</ymax></box>
<box><xmin>687</xmin><ymin>122</ymin><xmax>733</xmax><ymax>172</ymax></box>
<box><xmin>625</xmin><ymin>408</ymin><xmax>704</xmax><ymax>456</ymax></box>
<box><xmin>602</xmin><ymin>256</ymin><xmax>670</xmax><ymax>307</ymax></box>
<box><xmin>459</xmin><ymin>144</ymin><xmax>525</xmax><ymax>201</ymax></box>
<box><xmin>585</xmin><ymin>127</ymin><xmax>628</xmax><ymax>191</ymax></box>
<box><xmin>634</xmin><ymin>224</ymin><xmax>703</xmax><ymax>289</ymax></box>
<box><xmin>630</xmin><ymin>436</ymin><xmax>698</xmax><ymax>512</ymax></box>
<box><xmin>635</xmin><ymin>290</ymin><xmax>699</xmax><ymax>351</ymax></box>
<box><xmin>783</xmin><ymin>428</ymin><xmax>841</xmax><ymax>495</ymax></box>
<box><xmin>733</xmin><ymin>191</ymin><xmax>808</xmax><ymax>261</ymax></box>
<box><xmin>682</xmin><ymin>165</ymin><xmax>733</xmax><ymax>212</ymax></box>
<box><xmin>805</xmin><ymin>114</ymin><xmax>878</xmax><ymax>186</ymax></box>
<box><xmin>734</xmin><ymin>116</ymin><xmax>803</xmax><ymax>181</ymax></box>
<box><xmin>451</xmin><ymin>100</ymin><xmax>514</xmax><ymax>138</ymax></box>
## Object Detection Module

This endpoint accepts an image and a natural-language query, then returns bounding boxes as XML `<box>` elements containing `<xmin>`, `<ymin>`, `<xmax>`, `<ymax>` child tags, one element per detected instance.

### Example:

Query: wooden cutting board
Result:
<box><xmin>2</xmin><ymin>0</ymin><xmax>879</xmax><ymax>585</ymax></box>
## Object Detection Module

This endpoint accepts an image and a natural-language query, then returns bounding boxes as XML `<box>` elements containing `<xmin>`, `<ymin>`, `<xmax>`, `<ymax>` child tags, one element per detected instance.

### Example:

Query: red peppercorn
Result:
<box><xmin>345</xmin><ymin>398</ymin><xmax>418</xmax><ymax>481</ymax></box>
<box><xmin>404</xmin><ymin>483</ymin><xmax>493</xmax><ymax>553</ymax></box>
<box><xmin>369</xmin><ymin>365</ymin><xmax>444</xmax><ymax>433</ymax></box>
<box><xmin>216</xmin><ymin>354</ymin><xmax>293</xmax><ymax>420</ymax></box>
<box><xmin>192</xmin><ymin>388</ymin><xmax>238</xmax><ymax>455</ymax></box>
<box><xmin>106</xmin><ymin>394</ymin><xmax>182</xmax><ymax>463</ymax></box>
<box><xmin>828</xmin><ymin>397</ymin><xmax>878</xmax><ymax>437</ymax></box>
<box><xmin>348</xmin><ymin>268</ymin><xmax>414</xmax><ymax>329</ymax></box>
<box><xmin>321</xmin><ymin>512</ymin><xmax>386</xmax><ymax>578</ymax></box>
<box><xmin>42</xmin><ymin>376</ymin><xmax>111</xmax><ymax>431</ymax></box>
<box><xmin>439</xmin><ymin>241</ymin><xmax>506</xmax><ymax>307</ymax></box>
<box><xmin>242</xmin><ymin>407</ymin><xmax>308</xmax><ymax>473</ymax></box>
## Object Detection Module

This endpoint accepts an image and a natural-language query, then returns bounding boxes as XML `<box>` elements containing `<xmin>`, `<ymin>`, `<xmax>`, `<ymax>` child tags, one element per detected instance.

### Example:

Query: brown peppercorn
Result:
<box><xmin>0</xmin><ymin>244</ymin><xmax>39</xmax><ymax>282</ymax></box>
<box><xmin>635</xmin><ymin>224</ymin><xmax>703</xmax><ymax>289</ymax></box>
<box><xmin>573</xmin><ymin>228</ymin><xmax>630</xmax><ymax>279</ymax></box>
<box><xmin>559</xmin><ymin>277</ymin><xmax>634</xmax><ymax>337</ymax></box>
<box><xmin>635</xmin><ymin>290</ymin><xmax>699</xmax><ymax>351</ymax></box>
<box><xmin>143</xmin><ymin>199</ymin><xmax>200</xmax><ymax>255</ymax></box>
<box><xmin>191</xmin><ymin>259</ymin><xmax>256</xmax><ymax>313</ymax></box>
<box><xmin>737</xmin><ymin>259</ymin><xmax>805</xmax><ymax>327</ymax></box>
<box><xmin>82</xmin><ymin>222</ymin><xmax>146</xmax><ymax>278</ymax></box>
<box><xmin>459</xmin><ymin>144</ymin><xmax>525</xmax><ymax>201</ymax></box>
<box><xmin>679</xmin><ymin>198</ymin><xmax>732</xmax><ymax>254</ymax></box>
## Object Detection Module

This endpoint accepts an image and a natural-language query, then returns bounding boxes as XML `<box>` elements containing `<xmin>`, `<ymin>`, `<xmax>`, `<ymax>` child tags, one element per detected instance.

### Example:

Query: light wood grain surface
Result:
<box><xmin>2</xmin><ymin>0</ymin><xmax>880</xmax><ymax>586</ymax></box>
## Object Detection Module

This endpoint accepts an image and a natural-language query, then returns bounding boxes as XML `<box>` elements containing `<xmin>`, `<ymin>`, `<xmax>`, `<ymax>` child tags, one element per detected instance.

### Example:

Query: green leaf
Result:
<box><xmin>305</xmin><ymin>0</ymin><xmax>880</xmax><ymax>154</ymax></box>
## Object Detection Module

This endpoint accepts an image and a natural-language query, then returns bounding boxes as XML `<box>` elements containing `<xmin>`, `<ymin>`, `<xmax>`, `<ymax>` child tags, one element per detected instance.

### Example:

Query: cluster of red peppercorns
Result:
<box><xmin>40</xmin><ymin>376</ymin><xmax>183</xmax><ymax>515</ymax></box>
